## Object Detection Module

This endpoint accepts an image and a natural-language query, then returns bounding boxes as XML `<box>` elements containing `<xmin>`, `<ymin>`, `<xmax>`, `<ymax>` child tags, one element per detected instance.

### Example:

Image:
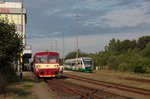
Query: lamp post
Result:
<box><xmin>55</xmin><ymin>39</ymin><xmax>58</xmax><ymax>52</ymax></box>
<box><xmin>76</xmin><ymin>14</ymin><xmax>79</xmax><ymax>59</ymax></box>
<box><xmin>62</xmin><ymin>29</ymin><xmax>65</xmax><ymax>66</ymax></box>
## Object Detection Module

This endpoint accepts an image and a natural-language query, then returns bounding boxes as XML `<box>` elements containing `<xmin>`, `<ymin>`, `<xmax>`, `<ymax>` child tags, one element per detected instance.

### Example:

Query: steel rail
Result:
<box><xmin>62</xmin><ymin>73</ymin><xmax>150</xmax><ymax>96</ymax></box>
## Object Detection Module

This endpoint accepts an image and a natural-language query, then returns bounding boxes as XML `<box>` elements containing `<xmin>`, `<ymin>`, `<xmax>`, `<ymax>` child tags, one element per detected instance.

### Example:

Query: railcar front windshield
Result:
<box><xmin>83</xmin><ymin>59</ymin><xmax>92</xmax><ymax>67</ymax></box>
<box><xmin>35</xmin><ymin>55</ymin><xmax>47</xmax><ymax>63</ymax></box>
<box><xmin>48</xmin><ymin>55</ymin><xmax>59</xmax><ymax>63</ymax></box>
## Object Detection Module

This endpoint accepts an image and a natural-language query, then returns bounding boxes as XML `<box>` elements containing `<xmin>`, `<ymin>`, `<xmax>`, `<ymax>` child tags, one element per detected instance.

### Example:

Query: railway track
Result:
<box><xmin>46</xmin><ymin>79</ymin><xmax>133</xmax><ymax>99</ymax></box>
<box><xmin>62</xmin><ymin>73</ymin><xmax>150</xmax><ymax>96</ymax></box>
<box><xmin>46</xmin><ymin>79</ymin><xmax>83</xmax><ymax>99</ymax></box>
<box><xmin>32</xmin><ymin>71</ymin><xmax>149</xmax><ymax>99</ymax></box>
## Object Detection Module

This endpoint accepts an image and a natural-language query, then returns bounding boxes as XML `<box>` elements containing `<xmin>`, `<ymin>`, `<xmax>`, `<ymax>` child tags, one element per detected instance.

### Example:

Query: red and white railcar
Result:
<box><xmin>33</xmin><ymin>51</ymin><xmax>60</xmax><ymax>77</ymax></box>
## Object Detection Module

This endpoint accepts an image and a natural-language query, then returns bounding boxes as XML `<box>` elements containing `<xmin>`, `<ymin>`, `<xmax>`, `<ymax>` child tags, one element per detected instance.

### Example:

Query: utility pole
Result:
<box><xmin>20</xmin><ymin>0</ymin><xmax>23</xmax><ymax>79</ymax></box>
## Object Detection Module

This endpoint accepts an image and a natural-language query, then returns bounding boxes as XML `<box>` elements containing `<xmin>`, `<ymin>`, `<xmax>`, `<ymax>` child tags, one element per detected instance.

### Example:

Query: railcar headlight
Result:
<box><xmin>36</xmin><ymin>65</ymin><xmax>41</xmax><ymax>68</ymax></box>
<box><xmin>54</xmin><ymin>65</ymin><xmax>59</xmax><ymax>67</ymax></box>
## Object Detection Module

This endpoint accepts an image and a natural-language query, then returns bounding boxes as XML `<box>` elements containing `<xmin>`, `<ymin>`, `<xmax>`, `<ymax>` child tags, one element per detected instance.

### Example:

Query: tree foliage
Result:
<box><xmin>0</xmin><ymin>18</ymin><xmax>22</xmax><ymax>94</ymax></box>
<box><xmin>137</xmin><ymin>36</ymin><xmax>150</xmax><ymax>49</ymax></box>
<box><xmin>0</xmin><ymin>18</ymin><xmax>22</xmax><ymax>70</ymax></box>
<box><xmin>65</xmin><ymin>49</ymin><xmax>89</xmax><ymax>60</ymax></box>
<box><xmin>102</xmin><ymin>36</ymin><xmax>150</xmax><ymax>73</ymax></box>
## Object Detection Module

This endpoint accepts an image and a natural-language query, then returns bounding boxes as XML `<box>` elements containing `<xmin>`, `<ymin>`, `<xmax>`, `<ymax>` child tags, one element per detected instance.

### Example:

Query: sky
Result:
<box><xmin>7</xmin><ymin>0</ymin><xmax>150</xmax><ymax>57</ymax></box>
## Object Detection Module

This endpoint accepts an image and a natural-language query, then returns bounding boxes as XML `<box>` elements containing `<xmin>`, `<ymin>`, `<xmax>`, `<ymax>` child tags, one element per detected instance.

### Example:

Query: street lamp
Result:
<box><xmin>62</xmin><ymin>29</ymin><xmax>65</xmax><ymax>66</ymax></box>
<box><xmin>76</xmin><ymin>14</ymin><xmax>79</xmax><ymax>59</ymax></box>
<box><xmin>55</xmin><ymin>39</ymin><xmax>58</xmax><ymax>52</ymax></box>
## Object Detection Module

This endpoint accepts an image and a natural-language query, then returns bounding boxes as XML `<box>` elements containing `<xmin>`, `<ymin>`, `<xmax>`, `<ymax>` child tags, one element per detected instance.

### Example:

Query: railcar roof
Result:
<box><xmin>34</xmin><ymin>51</ymin><xmax>59</xmax><ymax>56</ymax></box>
<box><xmin>65</xmin><ymin>57</ymin><xmax>92</xmax><ymax>61</ymax></box>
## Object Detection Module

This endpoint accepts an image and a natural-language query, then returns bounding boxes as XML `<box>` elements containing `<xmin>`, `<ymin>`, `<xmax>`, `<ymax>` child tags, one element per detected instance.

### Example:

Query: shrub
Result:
<box><xmin>107</xmin><ymin>56</ymin><xmax>118</xmax><ymax>70</ymax></box>
<box><xmin>118</xmin><ymin>63</ymin><xmax>128</xmax><ymax>72</ymax></box>
<box><xmin>134</xmin><ymin>66</ymin><xmax>145</xmax><ymax>73</ymax></box>
<box><xmin>0</xmin><ymin>73</ymin><xmax>8</xmax><ymax>95</ymax></box>
<box><xmin>131</xmin><ymin>58</ymin><xmax>147</xmax><ymax>73</ymax></box>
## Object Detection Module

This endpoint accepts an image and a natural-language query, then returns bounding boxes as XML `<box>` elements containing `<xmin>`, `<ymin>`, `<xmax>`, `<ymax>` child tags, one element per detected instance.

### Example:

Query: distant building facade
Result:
<box><xmin>0</xmin><ymin>1</ymin><xmax>26</xmax><ymax>45</ymax></box>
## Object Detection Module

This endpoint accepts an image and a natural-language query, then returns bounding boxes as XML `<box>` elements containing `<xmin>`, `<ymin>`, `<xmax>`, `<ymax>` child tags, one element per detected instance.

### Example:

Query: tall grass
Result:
<box><xmin>0</xmin><ymin>66</ymin><xmax>19</xmax><ymax>96</ymax></box>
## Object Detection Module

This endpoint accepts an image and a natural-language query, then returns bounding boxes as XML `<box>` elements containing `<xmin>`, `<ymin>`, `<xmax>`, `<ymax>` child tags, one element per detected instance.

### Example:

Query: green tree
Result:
<box><xmin>0</xmin><ymin>18</ymin><xmax>22</xmax><ymax>94</ymax></box>
<box><xmin>106</xmin><ymin>38</ymin><xmax>137</xmax><ymax>55</ymax></box>
<box><xmin>65</xmin><ymin>50</ymin><xmax>76</xmax><ymax>59</ymax></box>
<box><xmin>98</xmin><ymin>36</ymin><xmax>150</xmax><ymax>73</ymax></box>
<box><xmin>142</xmin><ymin>42</ymin><xmax>150</xmax><ymax>58</ymax></box>
<box><xmin>65</xmin><ymin>49</ymin><xmax>89</xmax><ymax>60</ymax></box>
<box><xmin>107</xmin><ymin>55</ymin><xmax>118</xmax><ymax>70</ymax></box>
<box><xmin>120</xmin><ymin>40</ymin><xmax>136</xmax><ymax>52</ymax></box>
<box><xmin>107</xmin><ymin>38</ymin><xmax>120</xmax><ymax>55</ymax></box>
<box><xmin>0</xmin><ymin>18</ymin><xmax>22</xmax><ymax>70</ymax></box>
<box><xmin>137</xmin><ymin>36</ymin><xmax>150</xmax><ymax>49</ymax></box>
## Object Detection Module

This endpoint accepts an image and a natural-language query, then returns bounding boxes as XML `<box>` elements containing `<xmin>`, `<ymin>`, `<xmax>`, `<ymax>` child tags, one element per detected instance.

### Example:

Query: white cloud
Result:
<box><xmin>102</xmin><ymin>8</ymin><xmax>150</xmax><ymax>28</ymax></box>
<box><xmin>63</xmin><ymin>13</ymin><xmax>75</xmax><ymax>18</ymax></box>
<box><xmin>84</xmin><ymin>2</ymin><xmax>150</xmax><ymax>28</ymax></box>
<box><xmin>86</xmin><ymin>0</ymin><xmax>99</xmax><ymax>3</ymax></box>
<box><xmin>51</xmin><ymin>31</ymin><xmax>61</xmax><ymax>36</ymax></box>
<box><xmin>72</xmin><ymin>0</ymin><xmax>115</xmax><ymax>11</ymax></box>
<box><xmin>46</xmin><ymin>8</ymin><xmax>61</xmax><ymax>15</ymax></box>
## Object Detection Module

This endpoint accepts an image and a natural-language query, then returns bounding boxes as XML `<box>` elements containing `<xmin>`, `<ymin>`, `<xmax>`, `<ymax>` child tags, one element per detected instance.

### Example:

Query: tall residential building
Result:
<box><xmin>0</xmin><ymin>1</ymin><xmax>26</xmax><ymax>45</ymax></box>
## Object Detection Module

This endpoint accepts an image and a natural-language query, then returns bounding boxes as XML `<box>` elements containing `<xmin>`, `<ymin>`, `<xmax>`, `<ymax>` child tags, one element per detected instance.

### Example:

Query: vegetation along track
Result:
<box><xmin>46</xmin><ymin>78</ymin><xmax>132</xmax><ymax>99</ymax></box>
<box><xmin>62</xmin><ymin>74</ymin><xmax>150</xmax><ymax>96</ymax></box>
<box><xmin>99</xmin><ymin>72</ymin><xmax>150</xmax><ymax>83</ymax></box>
<box><xmin>123</xmin><ymin>77</ymin><xmax>150</xmax><ymax>83</ymax></box>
